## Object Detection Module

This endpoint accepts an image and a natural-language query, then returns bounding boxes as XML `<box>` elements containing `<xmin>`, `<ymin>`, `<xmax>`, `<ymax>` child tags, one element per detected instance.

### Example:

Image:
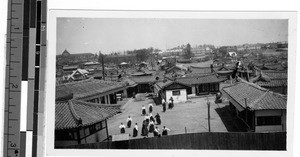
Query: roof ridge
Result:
<box><xmin>57</xmin><ymin>77</ymin><xmax>93</xmax><ymax>86</ymax></box>
<box><xmin>68</xmin><ymin>100</ymin><xmax>82</xmax><ymax>123</ymax></box>
<box><xmin>73</xmin><ymin>99</ymin><xmax>121</xmax><ymax>108</ymax></box>
<box><xmin>239</xmin><ymin>79</ymin><xmax>268</xmax><ymax>92</ymax></box>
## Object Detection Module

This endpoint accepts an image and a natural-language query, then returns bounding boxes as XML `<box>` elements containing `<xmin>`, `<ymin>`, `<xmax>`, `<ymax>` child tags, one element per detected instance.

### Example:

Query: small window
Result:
<box><xmin>95</xmin><ymin>122</ymin><xmax>102</xmax><ymax>131</ymax></box>
<box><xmin>172</xmin><ymin>90</ymin><xmax>180</xmax><ymax>96</ymax></box>
<box><xmin>257</xmin><ymin>116</ymin><xmax>281</xmax><ymax>126</ymax></box>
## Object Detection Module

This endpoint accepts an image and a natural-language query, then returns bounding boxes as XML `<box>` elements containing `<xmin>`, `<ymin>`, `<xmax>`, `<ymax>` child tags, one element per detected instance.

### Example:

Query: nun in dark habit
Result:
<box><xmin>142</xmin><ymin>105</ymin><xmax>146</xmax><ymax>115</ymax></box>
<box><xmin>127</xmin><ymin>116</ymin><xmax>132</xmax><ymax>128</ymax></box>
<box><xmin>141</xmin><ymin>120</ymin><xmax>149</xmax><ymax>137</ymax></box>
<box><xmin>133</xmin><ymin>123</ymin><xmax>138</xmax><ymax>137</ymax></box>
<box><xmin>155</xmin><ymin>113</ymin><xmax>161</xmax><ymax>125</ymax></box>
<box><xmin>148</xmin><ymin>120</ymin><xmax>155</xmax><ymax>133</ymax></box>
<box><xmin>119</xmin><ymin>123</ymin><xmax>126</xmax><ymax>134</ymax></box>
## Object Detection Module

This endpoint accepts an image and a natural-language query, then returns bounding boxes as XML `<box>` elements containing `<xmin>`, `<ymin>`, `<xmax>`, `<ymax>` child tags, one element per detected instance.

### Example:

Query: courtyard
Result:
<box><xmin>107</xmin><ymin>95</ymin><xmax>229</xmax><ymax>140</ymax></box>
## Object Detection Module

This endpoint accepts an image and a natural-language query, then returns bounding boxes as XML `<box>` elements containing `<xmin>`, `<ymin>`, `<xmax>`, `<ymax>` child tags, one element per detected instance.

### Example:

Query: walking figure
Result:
<box><xmin>155</xmin><ymin>113</ymin><xmax>161</xmax><ymax>125</ymax></box>
<box><xmin>133</xmin><ymin>123</ymin><xmax>138</xmax><ymax>137</ymax></box>
<box><xmin>127</xmin><ymin>116</ymin><xmax>132</xmax><ymax>128</ymax></box>
<box><xmin>153</xmin><ymin>127</ymin><xmax>160</xmax><ymax>137</ymax></box>
<box><xmin>162</xmin><ymin>126</ymin><xmax>170</xmax><ymax>136</ymax></box>
<box><xmin>148</xmin><ymin>103</ymin><xmax>153</xmax><ymax>113</ymax></box>
<box><xmin>149</xmin><ymin>120</ymin><xmax>155</xmax><ymax>133</ymax></box>
<box><xmin>149</xmin><ymin>113</ymin><xmax>155</xmax><ymax>123</ymax></box>
<box><xmin>142</xmin><ymin>105</ymin><xmax>146</xmax><ymax>115</ymax></box>
<box><xmin>162</xmin><ymin>99</ymin><xmax>166</xmax><ymax>112</ymax></box>
<box><xmin>119</xmin><ymin>123</ymin><xmax>126</xmax><ymax>134</ymax></box>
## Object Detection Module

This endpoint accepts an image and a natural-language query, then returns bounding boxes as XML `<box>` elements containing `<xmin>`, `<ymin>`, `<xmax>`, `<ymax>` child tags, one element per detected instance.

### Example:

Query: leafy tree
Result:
<box><xmin>183</xmin><ymin>43</ymin><xmax>192</xmax><ymax>59</ymax></box>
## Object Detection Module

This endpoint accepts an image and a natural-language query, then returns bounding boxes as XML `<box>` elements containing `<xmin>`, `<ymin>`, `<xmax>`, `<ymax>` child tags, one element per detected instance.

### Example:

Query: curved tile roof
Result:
<box><xmin>222</xmin><ymin>81</ymin><xmax>286</xmax><ymax>111</ymax></box>
<box><xmin>55</xmin><ymin>99</ymin><xmax>121</xmax><ymax>130</ymax></box>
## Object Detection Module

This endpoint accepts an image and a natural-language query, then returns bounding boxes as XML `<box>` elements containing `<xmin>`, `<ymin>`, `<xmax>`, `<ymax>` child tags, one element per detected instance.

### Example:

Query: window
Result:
<box><xmin>89</xmin><ymin>125</ymin><xmax>97</xmax><ymax>134</ymax></box>
<box><xmin>95</xmin><ymin>122</ymin><xmax>102</xmax><ymax>131</ymax></box>
<box><xmin>172</xmin><ymin>90</ymin><xmax>180</xmax><ymax>96</ymax></box>
<box><xmin>257</xmin><ymin>116</ymin><xmax>281</xmax><ymax>126</ymax></box>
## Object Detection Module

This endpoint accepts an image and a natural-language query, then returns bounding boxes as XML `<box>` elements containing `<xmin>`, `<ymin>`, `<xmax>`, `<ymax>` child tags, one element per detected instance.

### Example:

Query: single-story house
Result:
<box><xmin>56</xmin><ymin>78</ymin><xmax>128</xmax><ymax>104</ymax></box>
<box><xmin>128</xmin><ymin>75</ymin><xmax>156</xmax><ymax>93</ymax></box>
<box><xmin>55</xmin><ymin>98</ymin><xmax>121</xmax><ymax>148</ymax></box>
<box><xmin>176</xmin><ymin>74</ymin><xmax>227</xmax><ymax>95</ymax></box>
<box><xmin>222</xmin><ymin>81</ymin><xmax>287</xmax><ymax>132</ymax></box>
<box><xmin>62</xmin><ymin>65</ymin><xmax>78</xmax><ymax>74</ymax></box>
<box><xmin>154</xmin><ymin>79</ymin><xmax>191</xmax><ymax>103</ymax></box>
<box><xmin>67</xmin><ymin>68</ymin><xmax>89</xmax><ymax>82</ymax></box>
<box><xmin>228</xmin><ymin>51</ymin><xmax>237</xmax><ymax>57</ymax></box>
<box><xmin>250</xmin><ymin>70</ymin><xmax>287</xmax><ymax>95</ymax></box>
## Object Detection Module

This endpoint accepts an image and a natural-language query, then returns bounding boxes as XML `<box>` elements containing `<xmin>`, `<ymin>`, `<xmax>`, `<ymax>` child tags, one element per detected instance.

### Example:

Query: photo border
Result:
<box><xmin>46</xmin><ymin>10</ymin><xmax>297</xmax><ymax>157</ymax></box>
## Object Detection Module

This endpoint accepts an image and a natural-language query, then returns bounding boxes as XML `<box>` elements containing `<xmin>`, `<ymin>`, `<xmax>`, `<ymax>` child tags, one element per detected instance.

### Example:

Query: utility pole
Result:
<box><xmin>244</xmin><ymin>98</ymin><xmax>248</xmax><ymax>124</ymax></box>
<box><xmin>207</xmin><ymin>96</ymin><xmax>211</xmax><ymax>132</ymax></box>
<box><xmin>99</xmin><ymin>51</ymin><xmax>105</xmax><ymax>81</ymax></box>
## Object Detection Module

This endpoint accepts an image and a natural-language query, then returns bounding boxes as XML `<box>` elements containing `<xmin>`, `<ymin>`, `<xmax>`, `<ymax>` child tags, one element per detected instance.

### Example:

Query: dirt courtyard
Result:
<box><xmin>107</xmin><ymin>95</ymin><xmax>228</xmax><ymax>140</ymax></box>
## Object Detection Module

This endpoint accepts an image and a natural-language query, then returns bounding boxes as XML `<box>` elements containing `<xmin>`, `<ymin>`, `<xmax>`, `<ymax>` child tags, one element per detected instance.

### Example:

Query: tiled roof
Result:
<box><xmin>154</xmin><ymin>79</ymin><xmax>190</xmax><ymax>90</ymax></box>
<box><xmin>55</xmin><ymin>99</ymin><xmax>121</xmax><ymax>130</ymax></box>
<box><xmin>129</xmin><ymin>76</ymin><xmax>156</xmax><ymax>84</ymax></box>
<box><xmin>63</xmin><ymin>65</ymin><xmax>78</xmax><ymax>70</ymax></box>
<box><xmin>176</xmin><ymin>74</ymin><xmax>226</xmax><ymax>85</ymax></box>
<box><xmin>155</xmin><ymin>79</ymin><xmax>174</xmax><ymax>89</ymax></box>
<box><xmin>190</xmin><ymin>66</ymin><xmax>217</xmax><ymax>74</ymax></box>
<box><xmin>56</xmin><ymin>78</ymin><xmax>128</xmax><ymax>100</ymax></box>
<box><xmin>251</xmin><ymin>71</ymin><xmax>287</xmax><ymax>87</ymax></box>
<box><xmin>222</xmin><ymin>81</ymin><xmax>286</xmax><ymax>110</ymax></box>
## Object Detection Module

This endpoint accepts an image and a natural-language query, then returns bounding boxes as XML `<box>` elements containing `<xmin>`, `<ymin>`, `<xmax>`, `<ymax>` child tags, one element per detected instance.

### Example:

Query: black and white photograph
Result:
<box><xmin>46</xmin><ymin>10</ymin><xmax>296</xmax><ymax>155</ymax></box>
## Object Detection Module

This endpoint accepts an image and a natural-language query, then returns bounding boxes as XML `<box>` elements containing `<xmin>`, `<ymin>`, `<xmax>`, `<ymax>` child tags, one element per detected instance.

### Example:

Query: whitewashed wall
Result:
<box><xmin>166</xmin><ymin>89</ymin><xmax>187</xmax><ymax>103</ymax></box>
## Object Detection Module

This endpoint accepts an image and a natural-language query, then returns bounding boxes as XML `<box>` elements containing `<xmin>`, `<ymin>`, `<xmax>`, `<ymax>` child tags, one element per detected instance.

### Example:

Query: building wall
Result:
<box><xmin>81</xmin><ymin>129</ymin><xmax>108</xmax><ymax>144</ymax></box>
<box><xmin>255</xmin><ymin>110</ymin><xmax>286</xmax><ymax>132</ymax></box>
<box><xmin>55</xmin><ymin>140</ymin><xmax>78</xmax><ymax>148</ymax></box>
<box><xmin>166</xmin><ymin>89</ymin><xmax>187</xmax><ymax>103</ymax></box>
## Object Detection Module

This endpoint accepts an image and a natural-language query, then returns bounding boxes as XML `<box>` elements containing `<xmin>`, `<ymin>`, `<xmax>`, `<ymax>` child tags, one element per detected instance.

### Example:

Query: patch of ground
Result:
<box><xmin>107</xmin><ymin>96</ymin><xmax>228</xmax><ymax>140</ymax></box>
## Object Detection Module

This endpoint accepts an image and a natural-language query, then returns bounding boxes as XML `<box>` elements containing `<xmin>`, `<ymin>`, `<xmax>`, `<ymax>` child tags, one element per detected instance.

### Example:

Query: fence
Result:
<box><xmin>64</xmin><ymin>132</ymin><xmax>286</xmax><ymax>150</ymax></box>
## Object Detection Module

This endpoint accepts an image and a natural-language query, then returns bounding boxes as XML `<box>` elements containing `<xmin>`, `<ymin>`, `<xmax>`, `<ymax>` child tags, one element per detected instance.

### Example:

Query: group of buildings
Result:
<box><xmin>55</xmin><ymin>45</ymin><xmax>288</xmax><ymax>148</ymax></box>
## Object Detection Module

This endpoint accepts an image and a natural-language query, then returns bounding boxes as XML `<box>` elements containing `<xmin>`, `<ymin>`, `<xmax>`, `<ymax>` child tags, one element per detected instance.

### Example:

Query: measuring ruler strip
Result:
<box><xmin>5</xmin><ymin>0</ymin><xmax>23</xmax><ymax>156</ymax></box>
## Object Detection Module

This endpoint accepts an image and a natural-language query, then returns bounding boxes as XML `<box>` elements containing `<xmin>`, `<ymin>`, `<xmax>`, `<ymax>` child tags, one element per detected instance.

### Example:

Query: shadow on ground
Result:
<box><xmin>215</xmin><ymin>105</ymin><xmax>248</xmax><ymax>132</ymax></box>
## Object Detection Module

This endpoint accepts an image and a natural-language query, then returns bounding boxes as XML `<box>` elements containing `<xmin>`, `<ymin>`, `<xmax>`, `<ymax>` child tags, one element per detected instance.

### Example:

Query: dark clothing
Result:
<box><xmin>162</xmin><ymin>103</ymin><xmax>166</xmax><ymax>112</ymax></box>
<box><xmin>162</xmin><ymin>130</ymin><xmax>168</xmax><ymax>136</ymax></box>
<box><xmin>150</xmin><ymin>116</ymin><xmax>155</xmax><ymax>123</ymax></box>
<box><xmin>120</xmin><ymin>128</ymin><xmax>125</xmax><ymax>134</ymax></box>
<box><xmin>149</xmin><ymin>106</ymin><xmax>153</xmax><ymax>113</ymax></box>
<box><xmin>142</xmin><ymin>109</ymin><xmax>146</xmax><ymax>115</ymax></box>
<box><xmin>127</xmin><ymin>121</ymin><xmax>132</xmax><ymax>128</ymax></box>
<box><xmin>168</xmin><ymin>102</ymin><xmax>172</xmax><ymax>109</ymax></box>
<box><xmin>155</xmin><ymin>115</ymin><xmax>161</xmax><ymax>125</ymax></box>
<box><xmin>153</xmin><ymin>130</ymin><xmax>159</xmax><ymax>137</ymax></box>
<box><xmin>141</xmin><ymin>121</ymin><xmax>148</xmax><ymax>136</ymax></box>
<box><xmin>149</xmin><ymin>124</ymin><xmax>154</xmax><ymax>133</ymax></box>
<box><xmin>133</xmin><ymin>128</ymin><xmax>138</xmax><ymax>137</ymax></box>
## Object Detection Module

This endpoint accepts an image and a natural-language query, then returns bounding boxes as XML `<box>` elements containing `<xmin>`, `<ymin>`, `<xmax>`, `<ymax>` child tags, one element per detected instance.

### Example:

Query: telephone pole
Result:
<box><xmin>207</xmin><ymin>96</ymin><xmax>211</xmax><ymax>132</ymax></box>
<box><xmin>99</xmin><ymin>51</ymin><xmax>105</xmax><ymax>81</ymax></box>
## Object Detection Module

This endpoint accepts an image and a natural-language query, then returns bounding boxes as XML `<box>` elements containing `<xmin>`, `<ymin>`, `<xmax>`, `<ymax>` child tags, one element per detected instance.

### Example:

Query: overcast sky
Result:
<box><xmin>56</xmin><ymin>18</ymin><xmax>288</xmax><ymax>55</ymax></box>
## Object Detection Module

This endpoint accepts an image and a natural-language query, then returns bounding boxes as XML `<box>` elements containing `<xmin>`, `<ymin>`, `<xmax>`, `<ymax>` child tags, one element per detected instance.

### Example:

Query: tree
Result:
<box><xmin>183</xmin><ymin>43</ymin><xmax>192</xmax><ymax>59</ymax></box>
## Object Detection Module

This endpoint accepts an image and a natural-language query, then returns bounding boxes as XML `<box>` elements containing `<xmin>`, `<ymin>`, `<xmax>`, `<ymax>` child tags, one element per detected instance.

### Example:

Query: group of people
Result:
<box><xmin>119</xmin><ymin>102</ymin><xmax>171</xmax><ymax>138</ymax></box>
<box><xmin>142</xmin><ymin>103</ymin><xmax>153</xmax><ymax>115</ymax></box>
<box><xmin>162</xmin><ymin>97</ymin><xmax>174</xmax><ymax>112</ymax></box>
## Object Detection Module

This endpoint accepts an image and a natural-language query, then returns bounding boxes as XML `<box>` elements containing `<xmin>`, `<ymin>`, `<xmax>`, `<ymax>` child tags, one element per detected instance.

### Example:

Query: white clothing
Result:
<box><xmin>127</xmin><ymin>117</ymin><xmax>132</xmax><ymax>122</ymax></box>
<box><xmin>119</xmin><ymin>124</ymin><xmax>125</xmax><ymax>129</ymax></box>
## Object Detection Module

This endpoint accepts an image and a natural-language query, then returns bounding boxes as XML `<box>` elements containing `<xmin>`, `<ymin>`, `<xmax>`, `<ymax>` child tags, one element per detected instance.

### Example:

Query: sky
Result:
<box><xmin>56</xmin><ymin>18</ymin><xmax>288</xmax><ymax>55</ymax></box>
